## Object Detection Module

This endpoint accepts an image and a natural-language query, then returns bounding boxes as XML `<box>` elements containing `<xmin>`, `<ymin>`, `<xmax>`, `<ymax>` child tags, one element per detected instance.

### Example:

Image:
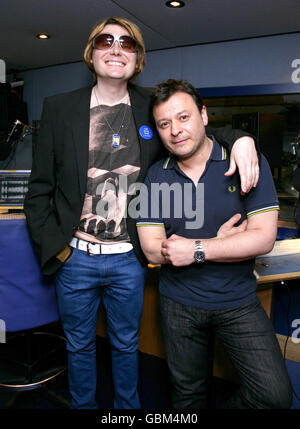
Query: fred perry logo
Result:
<box><xmin>228</xmin><ymin>185</ymin><xmax>236</xmax><ymax>193</ymax></box>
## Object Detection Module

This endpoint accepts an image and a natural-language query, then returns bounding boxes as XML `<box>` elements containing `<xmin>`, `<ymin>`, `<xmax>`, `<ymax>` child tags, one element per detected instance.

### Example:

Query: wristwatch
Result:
<box><xmin>194</xmin><ymin>240</ymin><xmax>205</xmax><ymax>263</ymax></box>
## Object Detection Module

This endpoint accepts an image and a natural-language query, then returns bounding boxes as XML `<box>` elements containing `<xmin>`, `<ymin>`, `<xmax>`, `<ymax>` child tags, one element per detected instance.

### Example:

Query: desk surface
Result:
<box><xmin>0</xmin><ymin>212</ymin><xmax>25</xmax><ymax>220</ymax></box>
<box><xmin>255</xmin><ymin>238</ymin><xmax>300</xmax><ymax>284</ymax></box>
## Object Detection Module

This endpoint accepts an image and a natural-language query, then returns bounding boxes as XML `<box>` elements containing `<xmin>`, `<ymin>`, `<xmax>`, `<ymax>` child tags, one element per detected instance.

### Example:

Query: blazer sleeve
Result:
<box><xmin>206</xmin><ymin>126</ymin><xmax>259</xmax><ymax>153</ymax></box>
<box><xmin>24</xmin><ymin>97</ymin><xmax>65</xmax><ymax>265</ymax></box>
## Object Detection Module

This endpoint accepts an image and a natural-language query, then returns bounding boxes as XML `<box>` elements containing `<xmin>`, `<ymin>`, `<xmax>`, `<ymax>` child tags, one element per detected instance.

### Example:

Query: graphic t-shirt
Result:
<box><xmin>76</xmin><ymin>101</ymin><xmax>140</xmax><ymax>243</ymax></box>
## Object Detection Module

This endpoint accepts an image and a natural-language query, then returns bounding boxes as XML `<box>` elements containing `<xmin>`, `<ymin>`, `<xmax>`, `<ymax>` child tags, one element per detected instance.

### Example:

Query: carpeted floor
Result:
<box><xmin>0</xmin><ymin>335</ymin><xmax>299</xmax><ymax>410</ymax></box>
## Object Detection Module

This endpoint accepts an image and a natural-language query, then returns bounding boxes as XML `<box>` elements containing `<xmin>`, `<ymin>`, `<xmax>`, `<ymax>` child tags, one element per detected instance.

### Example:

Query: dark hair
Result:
<box><xmin>150</xmin><ymin>79</ymin><xmax>204</xmax><ymax>113</ymax></box>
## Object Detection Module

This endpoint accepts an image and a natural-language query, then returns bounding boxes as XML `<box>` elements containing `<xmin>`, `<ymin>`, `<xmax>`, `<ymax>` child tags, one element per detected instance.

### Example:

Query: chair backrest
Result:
<box><xmin>0</xmin><ymin>214</ymin><xmax>59</xmax><ymax>332</ymax></box>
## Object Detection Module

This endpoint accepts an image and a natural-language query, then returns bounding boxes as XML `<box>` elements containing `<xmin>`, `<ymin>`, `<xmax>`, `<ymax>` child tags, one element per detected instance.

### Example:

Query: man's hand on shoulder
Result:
<box><xmin>225</xmin><ymin>136</ymin><xmax>259</xmax><ymax>195</ymax></box>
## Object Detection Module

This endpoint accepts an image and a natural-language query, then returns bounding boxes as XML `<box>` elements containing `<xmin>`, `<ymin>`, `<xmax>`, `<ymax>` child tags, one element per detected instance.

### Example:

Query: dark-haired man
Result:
<box><xmin>137</xmin><ymin>79</ymin><xmax>292</xmax><ymax>409</ymax></box>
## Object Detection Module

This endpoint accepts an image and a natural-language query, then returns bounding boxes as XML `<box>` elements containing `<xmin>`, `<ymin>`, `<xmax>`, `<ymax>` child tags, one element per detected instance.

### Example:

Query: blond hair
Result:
<box><xmin>83</xmin><ymin>17</ymin><xmax>146</xmax><ymax>82</ymax></box>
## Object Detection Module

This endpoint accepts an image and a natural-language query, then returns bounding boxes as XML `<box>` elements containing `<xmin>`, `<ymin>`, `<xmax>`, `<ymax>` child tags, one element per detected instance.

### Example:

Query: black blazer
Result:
<box><xmin>24</xmin><ymin>83</ymin><xmax>252</xmax><ymax>275</ymax></box>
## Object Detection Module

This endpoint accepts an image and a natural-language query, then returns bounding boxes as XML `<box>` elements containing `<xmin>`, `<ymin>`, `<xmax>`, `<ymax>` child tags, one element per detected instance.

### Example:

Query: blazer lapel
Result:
<box><xmin>128</xmin><ymin>84</ymin><xmax>153</xmax><ymax>181</ymax></box>
<box><xmin>71</xmin><ymin>86</ymin><xmax>93</xmax><ymax>199</ymax></box>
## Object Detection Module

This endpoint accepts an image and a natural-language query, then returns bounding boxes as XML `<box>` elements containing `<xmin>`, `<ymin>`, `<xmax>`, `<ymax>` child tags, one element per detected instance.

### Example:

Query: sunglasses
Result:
<box><xmin>92</xmin><ymin>33</ymin><xmax>138</xmax><ymax>53</ymax></box>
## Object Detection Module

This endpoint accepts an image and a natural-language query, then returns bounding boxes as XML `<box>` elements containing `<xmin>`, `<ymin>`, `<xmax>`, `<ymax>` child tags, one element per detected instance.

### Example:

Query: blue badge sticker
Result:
<box><xmin>139</xmin><ymin>125</ymin><xmax>153</xmax><ymax>140</ymax></box>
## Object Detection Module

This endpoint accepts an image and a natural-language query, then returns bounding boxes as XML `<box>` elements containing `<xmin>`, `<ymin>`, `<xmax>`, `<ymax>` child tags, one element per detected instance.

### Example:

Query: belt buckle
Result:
<box><xmin>87</xmin><ymin>242</ymin><xmax>98</xmax><ymax>256</ymax></box>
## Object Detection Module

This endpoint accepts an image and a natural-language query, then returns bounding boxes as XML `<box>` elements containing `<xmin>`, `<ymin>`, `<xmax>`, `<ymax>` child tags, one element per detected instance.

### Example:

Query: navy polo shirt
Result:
<box><xmin>137</xmin><ymin>138</ymin><xmax>279</xmax><ymax>310</ymax></box>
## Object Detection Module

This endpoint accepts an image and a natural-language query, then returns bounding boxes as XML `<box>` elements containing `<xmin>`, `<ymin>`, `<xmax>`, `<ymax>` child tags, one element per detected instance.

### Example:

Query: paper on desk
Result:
<box><xmin>260</xmin><ymin>239</ymin><xmax>300</xmax><ymax>258</ymax></box>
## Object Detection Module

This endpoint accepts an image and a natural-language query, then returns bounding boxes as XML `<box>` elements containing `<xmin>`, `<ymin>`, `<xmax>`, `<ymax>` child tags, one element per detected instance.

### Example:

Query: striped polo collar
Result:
<box><xmin>162</xmin><ymin>137</ymin><xmax>227</xmax><ymax>170</ymax></box>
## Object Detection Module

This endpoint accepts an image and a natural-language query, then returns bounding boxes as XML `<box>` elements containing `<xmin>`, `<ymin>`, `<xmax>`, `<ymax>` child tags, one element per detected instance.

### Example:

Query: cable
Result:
<box><xmin>280</xmin><ymin>280</ymin><xmax>300</xmax><ymax>402</ymax></box>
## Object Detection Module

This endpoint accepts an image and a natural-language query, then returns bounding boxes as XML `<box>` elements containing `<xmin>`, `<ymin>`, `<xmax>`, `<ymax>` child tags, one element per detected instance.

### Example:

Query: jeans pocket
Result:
<box><xmin>124</xmin><ymin>249</ymin><xmax>138</xmax><ymax>261</ymax></box>
<box><xmin>63</xmin><ymin>247</ymin><xmax>76</xmax><ymax>266</ymax></box>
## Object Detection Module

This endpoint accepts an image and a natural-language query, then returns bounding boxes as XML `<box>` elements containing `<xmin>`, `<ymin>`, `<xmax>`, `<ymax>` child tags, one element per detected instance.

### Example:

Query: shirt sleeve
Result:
<box><xmin>243</xmin><ymin>154</ymin><xmax>279</xmax><ymax>217</ymax></box>
<box><xmin>136</xmin><ymin>167</ymin><xmax>165</xmax><ymax>228</ymax></box>
<box><xmin>206</xmin><ymin>125</ymin><xmax>259</xmax><ymax>153</ymax></box>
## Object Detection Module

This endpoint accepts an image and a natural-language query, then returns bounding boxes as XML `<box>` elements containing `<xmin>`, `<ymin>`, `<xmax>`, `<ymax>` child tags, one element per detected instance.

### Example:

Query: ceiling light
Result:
<box><xmin>166</xmin><ymin>1</ymin><xmax>185</xmax><ymax>7</ymax></box>
<box><xmin>36</xmin><ymin>33</ymin><xmax>50</xmax><ymax>39</ymax></box>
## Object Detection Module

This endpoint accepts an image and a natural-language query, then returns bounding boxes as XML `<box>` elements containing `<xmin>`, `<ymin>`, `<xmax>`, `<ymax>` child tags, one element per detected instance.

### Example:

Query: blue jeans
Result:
<box><xmin>159</xmin><ymin>294</ymin><xmax>292</xmax><ymax>409</ymax></box>
<box><xmin>55</xmin><ymin>247</ymin><xmax>146</xmax><ymax>409</ymax></box>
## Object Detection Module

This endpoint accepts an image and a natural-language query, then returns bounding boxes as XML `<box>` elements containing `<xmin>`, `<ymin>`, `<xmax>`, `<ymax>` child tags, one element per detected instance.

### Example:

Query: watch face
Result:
<box><xmin>194</xmin><ymin>250</ymin><xmax>205</xmax><ymax>263</ymax></box>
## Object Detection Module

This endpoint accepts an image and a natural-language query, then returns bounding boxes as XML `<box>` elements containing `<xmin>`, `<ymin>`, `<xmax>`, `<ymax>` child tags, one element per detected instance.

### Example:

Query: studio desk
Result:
<box><xmin>97</xmin><ymin>238</ymin><xmax>300</xmax><ymax>383</ymax></box>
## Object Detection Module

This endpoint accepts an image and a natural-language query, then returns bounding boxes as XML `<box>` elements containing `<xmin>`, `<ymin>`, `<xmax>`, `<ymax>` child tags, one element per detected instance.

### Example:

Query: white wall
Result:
<box><xmin>21</xmin><ymin>62</ymin><xmax>93</xmax><ymax>122</ymax></box>
<box><xmin>137</xmin><ymin>33</ymin><xmax>300</xmax><ymax>88</ymax></box>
